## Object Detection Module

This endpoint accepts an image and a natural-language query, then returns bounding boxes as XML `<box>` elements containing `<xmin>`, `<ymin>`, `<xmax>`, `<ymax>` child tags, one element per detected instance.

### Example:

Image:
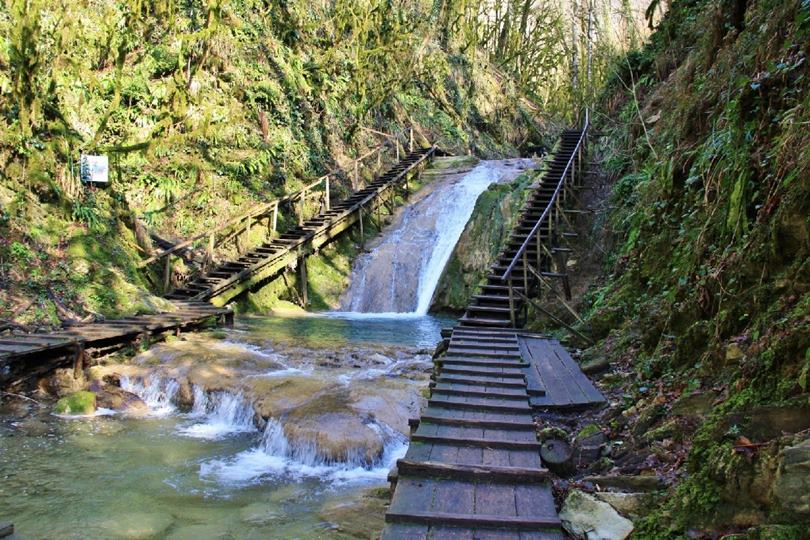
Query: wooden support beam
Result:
<box><xmin>298</xmin><ymin>256</ymin><xmax>308</xmax><ymax>307</ymax></box>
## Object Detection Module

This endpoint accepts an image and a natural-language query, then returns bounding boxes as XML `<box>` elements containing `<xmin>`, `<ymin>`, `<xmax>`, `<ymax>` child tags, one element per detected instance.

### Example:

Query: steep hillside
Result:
<box><xmin>579</xmin><ymin>0</ymin><xmax>810</xmax><ymax>536</ymax></box>
<box><xmin>0</xmin><ymin>0</ymin><xmax>544</xmax><ymax>327</ymax></box>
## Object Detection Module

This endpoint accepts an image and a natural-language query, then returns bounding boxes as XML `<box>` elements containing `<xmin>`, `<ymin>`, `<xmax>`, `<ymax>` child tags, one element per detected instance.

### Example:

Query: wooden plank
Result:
<box><xmin>385</xmin><ymin>511</ymin><xmax>560</xmax><ymax>530</ymax></box>
<box><xmin>432</xmin><ymin>480</ymin><xmax>474</xmax><ymax>515</ymax></box>
<box><xmin>411</xmin><ymin>434</ymin><xmax>542</xmax><ymax>450</ymax></box>
<box><xmin>419</xmin><ymin>415</ymin><xmax>535</xmax><ymax>431</ymax></box>
<box><xmin>380</xmin><ymin>523</ymin><xmax>429</xmax><ymax>540</ymax></box>
<box><xmin>474</xmin><ymin>483</ymin><xmax>516</xmax><ymax>518</ymax></box>
<box><xmin>396</xmin><ymin>460</ymin><xmax>549</xmax><ymax>483</ymax></box>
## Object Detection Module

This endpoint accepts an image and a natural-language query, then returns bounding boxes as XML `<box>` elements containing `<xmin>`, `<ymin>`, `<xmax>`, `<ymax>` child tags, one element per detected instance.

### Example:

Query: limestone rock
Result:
<box><xmin>594</xmin><ymin>492</ymin><xmax>651</xmax><ymax>519</ymax></box>
<box><xmin>726</xmin><ymin>343</ymin><xmax>745</xmax><ymax>361</ymax></box>
<box><xmin>774</xmin><ymin>437</ymin><xmax>810</xmax><ymax>514</ymax></box>
<box><xmin>560</xmin><ymin>490</ymin><xmax>634</xmax><ymax>540</ymax></box>
<box><xmin>97</xmin><ymin>511</ymin><xmax>173</xmax><ymax>539</ymax></box>
<box><xmin>43</xmin><ymin>368</ymin><xmax>86</xmax><ymax>398</ymax></box>
<box><xmin>284</xmin><ymin>411</ymin><xmax>384</xmax><ymax>465</ymax></box>
<box><xmin>54</xmin><ymin>391</ymin><xmax>96</xmax><ymax>415</ymax></box>
<box><xmin>95</xmin><ymin>386</ymin><xmax>148</xmax><ymax>413</ymax></box>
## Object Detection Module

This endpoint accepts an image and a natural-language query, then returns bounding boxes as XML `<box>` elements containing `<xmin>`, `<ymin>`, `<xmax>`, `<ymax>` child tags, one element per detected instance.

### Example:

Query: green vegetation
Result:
<box><xmin>0</xmin><ymin>0</ymin><xmax>552</xmax><ymax>326</ymax></box>
<box><xmin>582</xmin><ymin>0</ymin><xmax>810</xmax><ymax>534</ymax></box>
<box><xmin>53</xmin><ymin>391</ymin><xmax>96</xmax><ymax>415</ymax></box>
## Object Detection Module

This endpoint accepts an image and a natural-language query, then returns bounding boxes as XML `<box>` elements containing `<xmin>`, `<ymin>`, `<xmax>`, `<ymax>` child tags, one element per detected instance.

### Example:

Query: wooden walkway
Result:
<box><xmin>383</xmin><ymin>131</ymin><xmax>603</xmax><ymax>539</ymax></box>
<box><xmin>1</xmin><ymin>146</ymin><xmax>434</xmax><ymax>387</ymax></box>
<box><xmin>167</xmin><ymin>146</ymin><xmax>435</xmax><ymax>306</ymax></box>
<box><xmin>0</xmin><ymin>301</ymin><xmax>231</xmax><ymax>388</ymax></box>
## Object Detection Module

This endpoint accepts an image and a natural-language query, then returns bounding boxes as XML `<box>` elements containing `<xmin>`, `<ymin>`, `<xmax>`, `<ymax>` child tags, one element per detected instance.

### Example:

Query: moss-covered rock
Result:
<box><xmin>54</xmin><ymin>391</ymin><xmax>97</xmax><ymax>416</ymax></box>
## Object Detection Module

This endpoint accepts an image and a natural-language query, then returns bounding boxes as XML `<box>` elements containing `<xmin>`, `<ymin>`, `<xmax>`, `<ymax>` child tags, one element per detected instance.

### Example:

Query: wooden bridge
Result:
<box><xmin>0</xmin><ymin>136</ymin><xmax>434</xmax><ymax>387</ymax></box>
<box><xmin>382</xmin><ymin>125</ymin><xmax>604</xmax><ymax>539</ymax></box>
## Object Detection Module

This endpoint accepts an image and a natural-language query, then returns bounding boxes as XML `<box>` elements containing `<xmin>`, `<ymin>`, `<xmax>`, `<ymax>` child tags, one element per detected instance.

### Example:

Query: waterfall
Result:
<box><xmin>121</xmin><ymin>374</ymin><xmax>257</xmax><ymax>438</ymax></box>
<box><xmin>199</xmin><ymin>418</ymin><xmax>407</xmax><ymax>485</ymax></box>
<box><xmin>120</xmin><ymin>375</ymin><xmax>179</xmax><ymax>417</ymax></box>
<box><xmin>339</xmin><ymin>159</ymin><xmax>533</xmax><ymax>315</ymax></box>
<box><xmin>178</xmin><ymin>388</ymin><xmax>257</xmax><ymax>439</ymax></box>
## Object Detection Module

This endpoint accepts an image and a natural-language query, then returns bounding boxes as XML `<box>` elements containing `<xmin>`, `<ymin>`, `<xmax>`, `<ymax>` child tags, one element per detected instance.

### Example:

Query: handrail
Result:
<box><xmin>139</xmin><ymin>128</ymin><xmax>409</xmax><ymax>268</ymax></box>
<box><xmin>500</xmin><ymin>120</ymin><xmax>589</xmax><ymax>281</ymax></box>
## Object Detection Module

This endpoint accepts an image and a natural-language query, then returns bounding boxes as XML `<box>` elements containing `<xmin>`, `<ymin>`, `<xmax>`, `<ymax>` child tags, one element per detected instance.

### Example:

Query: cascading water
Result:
<box><xmin>120</xmin><ymin>375</ymin><xmax>179</xmax><ymax>416</ymax></box>
<box><xmin>339</xmin><ymin>159</ymin><xmax>534</xmax><ymax>314</ymax></box>
<box><xmin>178</xmin><ymin>388</ymin><xmax>257</xmax><ymax>439</ymax></box>
<box><xmin>200</xmin><ymin>418</ymin><xmax>408</xmax><ymax>485</ymax></box>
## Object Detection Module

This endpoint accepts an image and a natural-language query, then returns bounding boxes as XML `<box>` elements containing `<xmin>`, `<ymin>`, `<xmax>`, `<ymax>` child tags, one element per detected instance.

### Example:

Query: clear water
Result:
<box><xmin>0</xmin><ymin>313</ymin><xmax>452</xmax><ymax>539</ymax></box>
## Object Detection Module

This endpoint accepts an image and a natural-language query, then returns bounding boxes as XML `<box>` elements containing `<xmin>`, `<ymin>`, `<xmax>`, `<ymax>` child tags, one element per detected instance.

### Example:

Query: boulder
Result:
<box><xmin>96</xmin><ymin>511</ymin><xmax>173</xmax><ymax>539</ymax></box>
<box><xmin>559</xmin><ymin>490</ymin><xmax>634</xmax><ymax>539</ymax></box>
<box><xmin>95</xmin><ymin>386</ymin><xmax>148</xmax><ymax>413</ymax></box>
<box><xmin>284</xmin><ymin>409</ymin><xmax>384</xmax><ymax>465</ymax></box>
<box><xmin>54</xmin><ymin>391</ymin><xmax>96</xmax><ymax>415</ymax></box>
<box><xmin>42</xmin><ymin>368</ymin><xmax>86</xmax><ymax>398</ymax></box>
<box><xmin>594</xmin><ymin>492</ymin><xmax>651</xmax><ymax>519</ymax></box>
<box><xmin>774</xmin><ymin>437</ymin><xmax>810</xmax><ymax>514</ymax></box>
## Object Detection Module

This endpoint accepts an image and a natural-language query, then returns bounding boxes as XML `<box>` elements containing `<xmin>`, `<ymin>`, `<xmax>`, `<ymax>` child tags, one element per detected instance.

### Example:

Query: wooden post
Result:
<box><xmin>535</xmin><ymin>231</ymin><xmax>541</xmax><ymax>271</ymax></box>
<box><xmin>272</xmin><ymin>202</ymin><xmax>278</xmax><ymax>235</ymax></box>
<box><xmin>409</xmin><ymin>128</ymin><xmax>414</xmax><ymax>153</ymax></box>
<box><xmin>359</xmin><ymin>206</ymin><xmax>365</xmax><ymax>250</ymax></box>
<box><xmin>508</xmin><ymin>278</ymin><xmax>516</xmax><ymax>327</ymax></box>
<box><xmin>298</xmin><ymin>256</ymin><xmax>308</xmax><ymax>307</ymax></box>
<box><xmin>73</xmin><ymin>344</ymin><xmax>85</xmax><ymax>379</ymax></box>
<box><xmin>396</xmin><ymin>141</ymin><xmax>400</xmax><ymax>162</ymax></box>
<box><xmin>354</xmin><ymin>159</ymin><xmax>360</xmax><ymax>190</ymax></box>
<box><xmin>523</xmin><ymin>250</ymin><xmax>529</xmax><ymax>295</ymax></box>
<box><xmin>163</xmin><ymin>255</ymin><xmax>172</xmax><ymax>293</ymax></box>
<box><xmin>325</xmin><ymin>176</ymin><xmax>331</xmax><ymax>211</ymax></box>
<box><xmin>299</xmin><ymin>189</ymin><xmax>306</xmax><ymax>226</ymax></box>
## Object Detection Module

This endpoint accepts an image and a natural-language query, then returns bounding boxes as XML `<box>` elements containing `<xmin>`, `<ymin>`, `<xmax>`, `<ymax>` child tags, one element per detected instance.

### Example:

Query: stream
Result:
<box><xmin>0</xmin><ymin>159</ymin><xmax>530</xmax><ymax>539</ymax></box>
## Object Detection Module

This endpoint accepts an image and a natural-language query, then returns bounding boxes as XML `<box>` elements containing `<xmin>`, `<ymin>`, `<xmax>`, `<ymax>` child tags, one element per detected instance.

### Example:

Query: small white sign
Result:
<box><xmin>80</xmin><ymin>154</ymin><xmax>109</xmax><ymax>184</ymax></box>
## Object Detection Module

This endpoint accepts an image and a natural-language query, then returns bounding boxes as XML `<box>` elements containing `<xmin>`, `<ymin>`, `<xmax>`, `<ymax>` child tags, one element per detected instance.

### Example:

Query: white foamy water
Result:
<box><xmin>120</xmin><ymin>375</ymin><xmax>179</xmax><ymax>417</ymax></box>
<box><xmin>200</xmin><ymin>418</ymin><xmax>407</xmax><ymax>486</ymax></box>
<box><xmin>339</xmin><ymin>159</ymin><xmax>534</xmax><ymax>314</ymax></box>
<box><xmin>178</xmin><ymin>388</ymin><xmax>257</xmax><ymax>440</ymax></box>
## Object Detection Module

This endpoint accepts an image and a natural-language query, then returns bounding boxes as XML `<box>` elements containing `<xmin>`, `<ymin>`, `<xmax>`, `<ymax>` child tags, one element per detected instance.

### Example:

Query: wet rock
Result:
<box><xmin>42</xmin><ymin>368</ymin><xmax>86</xmax><ymax>398</ymax></box>
<box><xmin>175</xmin><ymin>377</ymin><xmax>195</xmax><ymax>410</ymax></box>
<box><xmin>248</xmin><ymin>376</ymin><xmax>333</xmax><ymax>418</ymax></box>
<box><xmin>165</xmin><ymin>524</ymin><xmax>230</xmax><ymax>540</ymax></box>
<box><xmin>559</xmin><ymin>490</ymin><xmax>634</xmax><ymax>539</ymax></box>
<box><xmin>95</xmin><ymin>386</ymin><xmax>148</xmax><ymax>413</ymax></box>
<box><xmin>774</xmin><ymin>437</ymin><xmax>810</xmax><ymax>514</ymax></box>
<box><xmin>97</xmin><ymin>511</ymin><xmax>173</xmax><ymax>539</ymax></box>
<box><xmin>284</xmin><ymin>404</ymin><xmax>384</xmax><ymax>465</ymax></box>
<box><xmin>53</xmin><ymin>391</ymin><xmax>96</xmax><ymax>415</ymax></box>
<box><xmin>318</xmin><ymin>487</ymin><xmax>389</xmax><ymax>538</ymax></box>
<box><xmin>582</xmin><ymin>474</ymin><xmax>665</xmax><ymax>492</ymax></box>
<box><xmin>240</xmin><ymin>502</ymin><xmax>282</xmax><ymax>524</ymax></box>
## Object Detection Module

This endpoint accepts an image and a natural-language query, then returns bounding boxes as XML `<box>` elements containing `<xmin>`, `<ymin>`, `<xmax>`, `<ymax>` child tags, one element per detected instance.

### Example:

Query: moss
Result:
<box><xmin>54</xmin><ymin>391</ymin><xmax>97</xmax><ymax>416</ymax></box>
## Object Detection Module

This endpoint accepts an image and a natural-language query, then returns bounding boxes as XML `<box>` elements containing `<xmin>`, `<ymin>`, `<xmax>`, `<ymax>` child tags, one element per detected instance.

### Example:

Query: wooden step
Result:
<box><xmin>428</xmin><ymin>396</ymin><xmax>532</xmax><ymax>413</ymax></box>
<box><xmin>410</xmin><ymin>433</ymin><xmax>542</xmax><ymax>450</ymax></box>
<box><xmin>385</xmin><ymin>511</ymin><xmax>560</xmax><ymax>530</ymax></box>
<box><xmin>395</xmin><ymin>459</ymin><xmax>549</xmax><ymax>483</ymax></box>
<box><xmin>431</xmin><ymin>384</ymin><xmax>527</xmax><ymax>399</ymax></box>
<box><xmin>414</xmin><ymin>414</ymin><xmax>535</xmax><ymax>431</ymax></box>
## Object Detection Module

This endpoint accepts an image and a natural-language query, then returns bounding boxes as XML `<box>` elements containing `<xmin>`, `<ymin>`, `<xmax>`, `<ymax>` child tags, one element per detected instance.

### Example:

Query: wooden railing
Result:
<box><xmin>501</xmin><ymin>120</ymin><xmax>589</xmax><ymax>328</ymax></box>
<box><xmin>139</xmin><ymin>128</ymin><xmax>413</xmax><ymax>291</ymax></box>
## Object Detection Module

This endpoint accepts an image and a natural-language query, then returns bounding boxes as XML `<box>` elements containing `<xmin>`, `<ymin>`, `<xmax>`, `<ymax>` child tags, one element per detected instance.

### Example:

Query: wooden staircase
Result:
<box><xmin>459</xmin><ymin>130</ymin><xmax>584</xmax><ymax>328</ymax></box>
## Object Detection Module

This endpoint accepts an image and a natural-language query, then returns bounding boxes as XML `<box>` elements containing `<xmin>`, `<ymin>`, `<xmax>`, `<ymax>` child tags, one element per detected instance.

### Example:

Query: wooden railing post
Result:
<box><xmin>299</xmin><ymin>188</ymin><xmax>306</xmax><ymax>226</ymax></box>
<box><xmin>325</xmin><ymin>176</ymin><xmax>330</xmax><ymax>211</ymax></box>
<box><xmin>207</xmin><ymin>233</ymin><xmax>215</xmax><ymax>269</ymax></box>
<box><xmin>508</xmin><ymin>278</ymin><xmax>516</xmax><ymax>327</ymax></box>
<box><xmin>409</xmin><ymin>128</ymin><xmax>414</xmax><ymax>153</ymax></box>
<box><xmin>354</xmin><ymin>159</ymin><xmax>360</xmax><ymax>190</ymax></box>
<box><xmin>163</xmin><ymin>255</ymin><xmax>172</xmax><ymax>293</ymax></box>
<box><xmin>535</xmin><ymin>231</ymin><xmax>541</xmax><ymax>271</ymax></box>
<box><xmin>359</xmin><ymin>206</ymin><xmax>365</xmax><ymax>250</ymax></box>
<box><xmin>272</xmin><ymin>202</ymin><xmax>278</xmax><ymax>235</ymax></box>
<box><xmin>523</xmin><ymin>249</ymin><xmax>529</xmax><ymax>294</ymax></box>
<box><xmin>298</xmin><ymin>255</ymin><xmax>308</xmax><ymax>307</ymax></box>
